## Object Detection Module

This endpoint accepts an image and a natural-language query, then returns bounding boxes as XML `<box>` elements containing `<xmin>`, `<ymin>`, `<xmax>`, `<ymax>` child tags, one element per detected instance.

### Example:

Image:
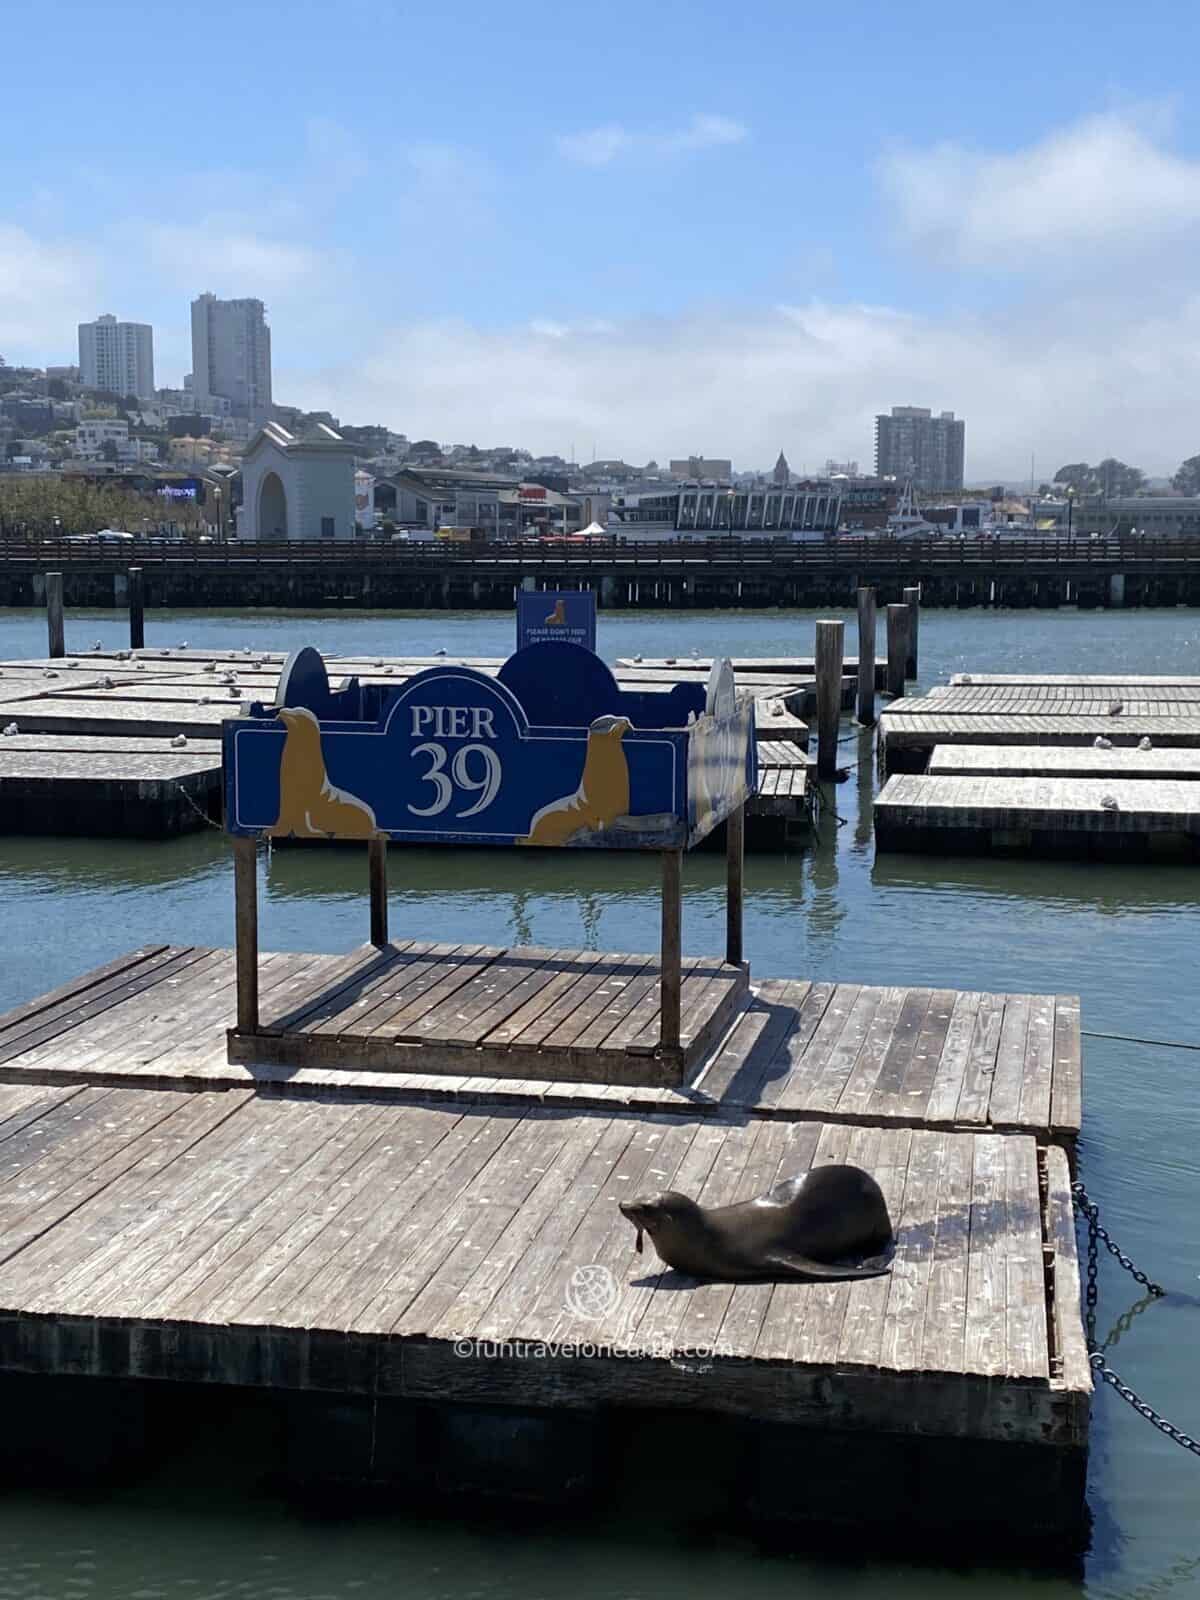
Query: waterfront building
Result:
<box><xmin>612</xmin><ymin>479</ymin><xmax>842</xmax><ymax>537</ymax></box>
<box><xmin>190</xmin><ymin>293</ymin><xmax>272</xmax><ymax>424</ymax></box>
<box><xmin>772</xmin><ymin>450</ymin><xmax>790</xmax><ymax>486</ymax></box>
<box><xmin>371</xmin><ymin>466</ymin><xmax>583</xmax><ymax>538</ymax></box>
<box><xmin>668</xmin><ymin>456</ymin><xmax>733</xmax><ymax>480</ymax></box>
<box><xmin>78</xmin><ymin>315</ymin><xmax>155</xmax><ymax>399</ymax></box>
<box><xmin>874</xmin><ymin>406</ymin><xmax>965</xmax><ymax>492</ymax></box>
<box><xmin>238</xmin><ymin>421</ymin><xmax>356</xmax><ymax>540</ymax></box>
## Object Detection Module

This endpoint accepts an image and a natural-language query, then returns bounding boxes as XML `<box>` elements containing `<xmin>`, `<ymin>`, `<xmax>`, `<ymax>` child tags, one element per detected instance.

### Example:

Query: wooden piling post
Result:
<box><xmin>128</xmin><ymin>566</ymin><xmax>144</xmax><ymax>650</ymax></box>
<box><xmin>233</xmin><ymin>836</ymin><xmax>259</xmax><ymax>1033</ymax></box>
<box><xmin>725</xmin><ymin>801</ymin><xmax>744</xmax><ymax>966</ymax></box>
<box><xmin>856</xmin><ymin>586</ymin><xmax>876</xmax><ymax>726</ymax></box>
<box><xmin>814</xmin><ymin>618</ymin><xmax>844</xmax><ymax>780</ymax></box>
<box><xmin>902</xmin><ymin>585</ymin><xmax>920</xmax><ymax>679</ymax></box>
<box><xmin>660</xmin><ymin>849</ymin><xmax>683</xmax><ymax>1055</ymax></box>
<box><xmin>368</xmin><ymin>837</ymin><xmax>389</xmax><ymax>947</ymax></box>
<box><xmin>886</xmin><ymin>604</ymin><xmax>910</xmax><ymax>699</ymax></box>
<box><xmin>46</xmin><ymin>572</ymin><xmax>64</xmax><ymax>659</ymax></box>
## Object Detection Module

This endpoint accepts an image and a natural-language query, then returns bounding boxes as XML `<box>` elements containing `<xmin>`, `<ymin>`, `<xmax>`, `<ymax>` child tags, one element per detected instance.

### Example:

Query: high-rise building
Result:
<box><xmin>78</xmin><ymin>315</ymin><xmax>155</xmax><ymax>399</ymax></box>
<box><xmin>874</xmin><ymin>406</ymin><xmax>965</xmax><ymax>492</ymax></box>
<box><xmin>190</xmin><ymin>293</ymin><xmax>272</xmax><ymax>424</ymax></box>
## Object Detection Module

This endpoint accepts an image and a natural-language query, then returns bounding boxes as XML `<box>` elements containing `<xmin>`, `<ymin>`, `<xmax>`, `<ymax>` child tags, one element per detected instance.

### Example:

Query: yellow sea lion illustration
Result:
<box><xmin>270</xmin><ymin>706</ymin><xmax>379</xmax><ymax>839</ymax></box>
<box><xmin>545</xmin><ymin>597</ymin><xmax>567</xmax><ymax>625</ymax></box>
<box><xmin>520</xmin><ymin>715</ymin><xmax>631</xmax><ymax>846</ymax></box>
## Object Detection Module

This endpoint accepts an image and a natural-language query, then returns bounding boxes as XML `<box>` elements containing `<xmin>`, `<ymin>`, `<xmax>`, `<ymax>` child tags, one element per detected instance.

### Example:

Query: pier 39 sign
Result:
<box><xmin>223</xmin><ymin>642</ymin><xmax>755</xmax><ymax>851</ymax></box>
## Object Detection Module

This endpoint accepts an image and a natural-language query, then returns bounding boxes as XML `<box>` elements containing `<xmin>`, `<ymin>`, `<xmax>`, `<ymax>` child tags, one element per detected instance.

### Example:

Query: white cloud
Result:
<box><xmin>141</xmin><ymin>223</ymin><xmax>323</xmax><ymax>294</ymax></box>
<box><xmin>556</xmin><ymin>113</ymin><xmax>747</xmax><ymax>167</ymax></box>
<box><xmin>880</xmin><ymin>111</ymin><xmax>1200</xmax><ymax>264</ymax></box>
<box><xmin>0</xmin><ymin>226</ymin><xmax>99</xmax><ymax>358</ymax></box>
<box><xmin>280</xmin><ymin>290</ymin><xmax>1200</xmax><ymax>480</ymax></box>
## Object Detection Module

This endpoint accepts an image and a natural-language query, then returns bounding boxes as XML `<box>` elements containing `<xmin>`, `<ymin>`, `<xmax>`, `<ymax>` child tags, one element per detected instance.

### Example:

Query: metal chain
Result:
<box><xmin>1072</xmin><ymin>1180</ymin><xmax>1200</xmax><ymax>1457</ymax></box>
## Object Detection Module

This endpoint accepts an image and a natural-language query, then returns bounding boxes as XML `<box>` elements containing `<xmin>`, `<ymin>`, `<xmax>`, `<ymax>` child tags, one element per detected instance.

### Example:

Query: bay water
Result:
<box><xmin>0</xmin><ymin>605</ymin><xmax>1198</xmax><ymax>1599</ymax></box>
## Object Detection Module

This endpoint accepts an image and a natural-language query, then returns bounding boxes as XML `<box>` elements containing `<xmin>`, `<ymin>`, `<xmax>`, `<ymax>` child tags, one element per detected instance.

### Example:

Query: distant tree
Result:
<box><xmin>1053</xmin><ymin>463</ymin><xmax>1097</xmax><ymax>494</ymax></box>
<box><xmin>1095</xmin><ymin>458</ymin><xmax>1145</xmax><ymax>497</ymax></box>
<box><xmin>1171</xmin><ymin>455</ymin><xmax>1200</xmax><ymax>496</ymax></box>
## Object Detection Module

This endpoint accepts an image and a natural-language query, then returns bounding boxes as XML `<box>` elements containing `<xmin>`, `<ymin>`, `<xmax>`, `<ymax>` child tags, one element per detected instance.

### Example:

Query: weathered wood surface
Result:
<box><xmin>927</xmin><ymin>743</ymin><xmax>1200</xmax><ymax>780</ymax></box>
<box><xmin>876</xmin><ymin>774</ymin><xmax>1200</xmax><ymax>837</ymax></box>
<box><xmin>0</xmin><ymin>950</ymin><xmax>1080</xmax><ymax>1142</ymax></box>
<box><xmin>949</xmin><ymin>673</ymin><xmax>1200</xmax><ymax>688</ymax></box>
<box><xmin>0</xmin><ymin>1078</ymin><xmax>1088</xmax><ymax>1444</ymax></box>
<box><xmin>889</xmin><ymin>693</ymin><xmax>1200</xmax><ymax>718</ymax></box>
<box><xmin>881</xmin><ymin>712</ymin><xmax>1200</xmax><ymax>757</ymax></box>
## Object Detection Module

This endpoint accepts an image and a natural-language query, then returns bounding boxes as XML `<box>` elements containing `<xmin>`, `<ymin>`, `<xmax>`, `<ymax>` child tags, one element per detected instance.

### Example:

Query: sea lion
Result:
<box><xmin>545</xmin><ymin>598</ymin><xmax>567</xmax><ymax>625</ymax></box>
<box><xmin>520</xmin><ymin>715</ymin><xmax>631</xmax><ymax>846</ymax></box>
<box><xmin>271</xmin><ymin>706</ymin><xmax>379</xmax><ymax>839</ymax></box>
<box><xmin>619</xmin><ymin>1164</ymin><xmax>893</xmax><ymax>1282</ymax></box>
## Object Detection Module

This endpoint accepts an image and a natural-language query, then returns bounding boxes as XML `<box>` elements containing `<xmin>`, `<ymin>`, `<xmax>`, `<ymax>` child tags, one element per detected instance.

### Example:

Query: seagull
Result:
<box><xmin>374</xmin><ymin>658</ymin><xmax>384</xmax><ymax>668</ymax></box>
<box><xmin>243</xmin><ymin>646</ymin><xmax>253</xmax><ymax>656</ymax></box>
<box><xmin>665</xmin><ymin>657</ymin><xmax>676</xmax><ymax>665</ymax></box>
<box><xmin>92</xmin><ymin>640</ymin><xmax>102</xmax><ymax>651</ymax></box>
<box><xmin>102</xmin><ymin>676</ymin><xmax>115</xmax><ymax>689</ymax></box>
<box><xmin>632</xmin><ymin>653</ymin><xmax>643</xmax><ymax>664</ymax></box>
<box><xmin>43</xmin><ymin>669</ymin><xmax>58</xmax><ymax>679</ymax></box>
<box><xmin>1107</xmin><ymin>700</ymin><xmax>1123</xmax><ymax>716</ymax></box>
<box><xmin>961</xmin><ymin>673</ymin><xmax>973</xmax><ymax>684</ymax></box>
<box><xmin>229</xmin><ymin>686</ymin><xmax>241</xmax><ymax>698</ymax></box>
<box><xmin>1094</xmin><ymin>735</ymin><xmax>1113</xmax><ymax>749</ymax></box>
<box><xmin>768</xmin><ymin>699</ymin><xmax>785</xmax><ymax>717</ymax></box>
<box><xmin>115</xmin><ymin>650</ymin><xmax>130</xmax><ymax>661</ymax></box>
<box><xmin>171</xmin><ymin>733</ymin><xmax>188</xmax><ymax>748</ymax></box>
<box><xmin>1138</xmin><ymin>736</ymin><xmax>1153</xmax><ymax>750</ymax></box>
<box><xmin>2</xmin><ymin>722</ymin><xmax>17</xmax><ymax>737</ymax></box>
<box><xmin>179</xmin><ymin>640</ymin><xmax>189</xmax><ymax>648</ymax></box>
<box><xmin>204</xmin><ymin>661</ymin><xmax>217</xmax><ymax>673</ymax></box>
<box><xmin>690</xmin><ymin>647</ymin><xmax>699</xmax><ymax>659</ymax></box>
<box><xmin>1101</xmin><ymin>794</ymin><xmax>1119</xmax><ymax>811</ymax></box>
<box><xmin>435</xmin><ymin>647</ymin><xmax>447</xmax><ymax>657</ymax></box>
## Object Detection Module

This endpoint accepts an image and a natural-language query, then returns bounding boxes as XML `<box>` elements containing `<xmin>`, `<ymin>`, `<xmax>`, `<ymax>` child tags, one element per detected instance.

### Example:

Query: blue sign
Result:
<box><xmin>224</xmin><ymin>643</ymin><xmax>755</xmax><ymax>851</ymax></box>
<box><xmin>516</xmin><ymin>589</ymin><xmax>596</xmax><ymax>652</ymax></box>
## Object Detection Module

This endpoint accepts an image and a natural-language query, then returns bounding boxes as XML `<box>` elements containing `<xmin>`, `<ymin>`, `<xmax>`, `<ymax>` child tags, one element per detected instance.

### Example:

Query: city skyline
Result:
<box><xmin>4</xmin><ymin>1</ymin><xmax>1200</xmax><ymax>475</ymax></box>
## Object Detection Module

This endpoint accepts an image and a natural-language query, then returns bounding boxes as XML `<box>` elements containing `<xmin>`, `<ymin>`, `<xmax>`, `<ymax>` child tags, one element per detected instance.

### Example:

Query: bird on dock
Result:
<box><xmin>960</xmin><ymin>673</ymin><xmax>973</xmax><ymax>684</ymax></box>
<box><xmin>2</xmin><ymin>723</ymin><xmax>17</xmax><ymax>737</ymax></box>
<box><xmin>632</xmin><ymin>653</ymin><xmax>643</xmax><ymax>663</ymax></box>
<box><xmin>1094</xmin><ymin>735</ymin><xmax>1113</xmax><ymax>749</ymax></box>
<box><xmin>92</xmin><ymin>640</ymin><xmax>102</xmax><ymax>651</ymax></box>
<box><xmin>434</xmin><ymin>647</ymin><xmax>447</xmax><ymax>657</ymax></box>
<box><xmin>1108</xmin><ymin>699</ymin><xmax>1123</xmax><ymax>716</ymax></box>
<box><xmin>204</xmin><ymin>661</ymin><xmax>217</xmax><ymax>672</ymax></box>
<box><xmin>767</xmin><ymin>699</ymin><xmax>785</xmax><ymax>717</ymax></box>
<box><xmin>171</xmin><ymin>734</ymin><xmax>187</xmax><ymax>748</ymax></box>
<box><xmin>179</xmin><ymin>640</ymin><xmax>189</xmax><ymax>648</ymax></box>
<box><xmin>690</xmin><ymin>647</ymin><xmax>700</xmax><ymax>659</ymax></box>
<box><xmin>43</xmin><ymin>669</ymin><xmax>57</xmax><ymax>679</ymax></box>
<box><xmin>1139</xmin><ymin>736</ymin><xmax>1153</xmax><ymax>750</ymax></box>
<box><xmin>1101</xmin><ymin>794</ymin><xmax>1119</xmax><ymax>810</ymax></box>
<box><xmin>374</xmin><ymin>658</ymin><xmax>384</xmax><ymax>667</ymax></box>
<box><xmin>102</xmin><ymin>676</ymin><xmax>115</xmax><ymax>689</ymax></box>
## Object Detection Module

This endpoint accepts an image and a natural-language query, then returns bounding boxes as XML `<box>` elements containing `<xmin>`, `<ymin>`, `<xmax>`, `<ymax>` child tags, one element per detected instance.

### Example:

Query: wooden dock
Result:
<box><xmin>879</xmin><ymin>710</ymin><xmax>1200</xmax><ymax>771</ymax></box>
<box><xmin>0</xmin><ymin>940</ymin><xmax>1090</xmax><ymax>1548</ymax></box>
<box><xmin>0</xmin><ymin>732</ymin><xmax>221</xmax><ymax>835</ymax></box>
<box><xmin>876</xmin><ymin>773</ymin><xmax>1200</xmax><ymax>859</ymax></box>
<box><xmin>928</xmin><ymin>743</ymin><xmax>1200</xmax><ymax>780</ymax></box>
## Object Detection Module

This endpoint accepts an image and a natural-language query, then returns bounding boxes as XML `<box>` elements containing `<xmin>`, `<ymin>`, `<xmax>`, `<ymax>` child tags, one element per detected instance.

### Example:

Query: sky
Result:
<box><xmin>4</xmin><ymin>0</ymin><xmax>1200</xmax><ymax>479</ymax></box>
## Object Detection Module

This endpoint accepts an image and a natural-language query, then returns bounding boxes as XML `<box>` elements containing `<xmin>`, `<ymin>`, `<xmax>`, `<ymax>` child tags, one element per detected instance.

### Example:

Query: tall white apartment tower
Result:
<box><xmin>190</xmin><ymin>293</ymin><xmax>272</xmax><ymax>424</ymax></box>
<box><xmin>78</xmin><ymin>315</ymin><xmax>155</xmax><ymax>399</ymax></box>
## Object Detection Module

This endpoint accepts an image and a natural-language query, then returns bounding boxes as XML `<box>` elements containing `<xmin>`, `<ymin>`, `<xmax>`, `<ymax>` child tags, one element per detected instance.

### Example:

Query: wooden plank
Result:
<box><xmin>233</xmin><ymin>836</ymin><xmax>258</xmax><ymax>1032</ymax></box>
<box><xmin>1004</xmin><ymin>1138</ymin><xmax>1048</xmax><ymax>1379</ymax></box>
<box><xmin>1050</xmin><ymin>997</ymin><xmax>1083</xmax><ymax>1137</ymax></box>
<box><xmin>989</xmin><ymin>995</ymin><xmax>1032</xmax><ymax>1127</ymax></box>
<box><xmin>953</xmin><ymin>993</ymin><xmax>1006</xmax><ymax>1125</ymax></box>
<box><xmin>490</xmin><ymin>951</ymin><xmax>609</xmax><ymax>1046</ymax></box>
<box><xmin>1018</xmin><ymin>996</ymin><xmax>1056</xmax><ymax>1133</ymax></box>
<box><xmin>963</xmin><ymin>1134</ymin><xmax>1007</xmax><ymax>1375</ymax></box>
<box><xmin>773</xmin><ymin>984</ymin><xmax>863</xmax><ymax>1113</ymax></box>
<box><xmin>0</xmin><ymin>946</ymin><xmax>169</xmax><ymax>1040</ymax></box>
<box><xmin>754</xmin><ymin>982</ymin><xmax>840</xmax><ymax>1110</ymax></box>
<box><xmin>799</xmin><ymin>985</ymin><xmax>883</xmax><ymax>1114</ymax></box>
<box><xmin>832</xmin><ymin>1126</ymin><xmax>913</xmax><ymax>1369</ymax></box>
<box><xmin>884</xmin><ymin>987</ymin><xmax>958</xmax><ymax>1122</ymax></box>
<box><xmin>224</xmin><ymin>1108</ymin><xmax>512</xmax><ymax>1330</ymax></box>
<box><xmin>879</xmin><ymin>1128</ymin><xmax>944</xmax><ymax>1371</ymax></box>
<box><xmin>835</xmin><ymin>988</ymin><xmax>925</xmax><ymax>1119</ymax></box>
<box><xmin>693</xmin><ymin>983</ymin><xmax>807</xmax><ymax>1106</ymax></box>
<box><xmin>918</xmin><ymin>1127</ymin><xmax>974</xmax><ymax>1374</ymax></box>
<box><xmin>413</xmin><ymin>948</ymin><xmax>562</xmax><ymax>1046</ymax></box>
<box><xmin>378</xmin><ymin>946</ymin><xmax>505</xmax><ymax>1040</ymax></box>
<box><xmin>1043</xmin><ymin>1144</ymin><xmax>1092</xmax><ymax>1395</ymax></box>
<box><xmin>923</xmin><ymin>992</ymin><xmax>983</xmax><ymax>1125</ymax></box>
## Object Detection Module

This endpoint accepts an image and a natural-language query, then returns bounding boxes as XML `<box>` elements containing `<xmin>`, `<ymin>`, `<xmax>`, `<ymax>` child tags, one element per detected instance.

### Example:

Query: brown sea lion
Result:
<box><xmin>519</xmin><ymin>714</ymin><xmax>631</xmax><ymax>846</ymax></box>
<box><xmin>619</xmin><ymin>1164</ymin><xmax>893</xmax><ymax>1282</ymax></box>
<box><xmin>270</xmin><ymin>706</ymin><xmax>379</xmax><ymax>839</ymax></box>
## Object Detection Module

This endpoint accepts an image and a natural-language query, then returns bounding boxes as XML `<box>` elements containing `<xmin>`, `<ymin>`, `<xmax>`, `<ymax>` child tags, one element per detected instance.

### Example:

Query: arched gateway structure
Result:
<box><xmin>238</xmin><ymin>419</ymin><xmax>357</xmax><ymax>540</ymax></box>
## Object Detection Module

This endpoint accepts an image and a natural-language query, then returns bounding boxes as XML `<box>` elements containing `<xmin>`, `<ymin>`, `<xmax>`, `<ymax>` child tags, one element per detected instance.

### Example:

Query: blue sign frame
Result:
<box><xmin>223</xmin><ymin>642</ymin><xmax>755</xmax><ymax>851</ymax></box>
<box><xmin>516</xmin><ymin>589</ymin><xmax>596</xmax><ymax>652</ymax></box>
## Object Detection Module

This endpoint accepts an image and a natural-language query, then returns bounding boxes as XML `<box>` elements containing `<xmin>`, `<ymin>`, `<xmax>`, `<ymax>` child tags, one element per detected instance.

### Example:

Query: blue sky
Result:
<box><xmin>4</xmin><ymin>0</ymin><xmax>1200</xmax><ymax>476</ymax></box>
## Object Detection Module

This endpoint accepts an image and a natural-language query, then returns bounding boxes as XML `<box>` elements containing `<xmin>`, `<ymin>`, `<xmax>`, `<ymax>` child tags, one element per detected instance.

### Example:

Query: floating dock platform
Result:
<box><xmin>0</xmin><ymin>942</ymin><xmax>1088</xmax><ymax>1552</ymax></box>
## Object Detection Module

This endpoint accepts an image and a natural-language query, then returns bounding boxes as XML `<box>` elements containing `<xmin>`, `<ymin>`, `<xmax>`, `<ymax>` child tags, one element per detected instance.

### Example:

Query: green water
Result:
<box><xmin>1</xmin><ymin>606</ymin><xmax>1199</xmax><ymax>1598</ymax></box>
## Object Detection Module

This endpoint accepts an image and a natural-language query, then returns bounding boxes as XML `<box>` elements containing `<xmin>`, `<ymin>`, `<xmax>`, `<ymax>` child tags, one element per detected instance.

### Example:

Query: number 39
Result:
<box><xmin>409</xmin><ymin>742</ymin><xmax>502</xmax><ymax>818</ymax></box>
